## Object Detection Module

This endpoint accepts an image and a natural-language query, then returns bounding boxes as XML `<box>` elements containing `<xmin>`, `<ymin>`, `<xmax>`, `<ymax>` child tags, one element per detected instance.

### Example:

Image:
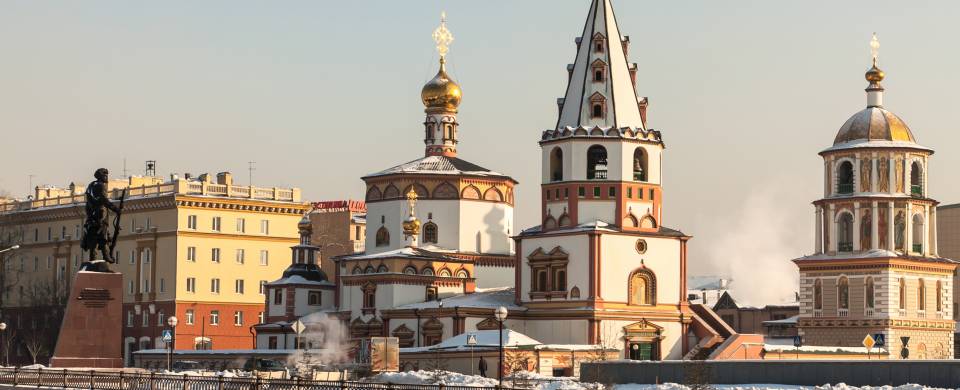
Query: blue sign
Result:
<box><xmin>793</xmin><ymin>336</ymin><xmax>802</xmax><ymax>348</ymax></box>
<box><xmin>872</xmin><ymin>333</ymin><xmax>885</xmax><ymax>347</ymax></box>
<box><xmin>161</xmin><ymin>330</ymin><xmax>173</xmax><ymax>343</ymax></box>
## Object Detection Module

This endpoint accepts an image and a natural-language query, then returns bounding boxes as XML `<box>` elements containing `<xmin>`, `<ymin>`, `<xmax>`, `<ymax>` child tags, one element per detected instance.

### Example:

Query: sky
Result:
<box><xmin>2</xmin><ymin>1</ymin><xmax>959</xmax><ymax>303</ymax></box>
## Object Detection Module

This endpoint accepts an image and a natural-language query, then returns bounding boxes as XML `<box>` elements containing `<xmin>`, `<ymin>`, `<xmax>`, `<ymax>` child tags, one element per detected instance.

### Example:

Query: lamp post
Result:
<box><xmin>166</xmin><ymin>316</ymin><xmax>178</xmax><ymax>371</ymax></box>
<box><xmin>494</xmin><ymin>306</ymin><xmax>508</xmax><ymax>388</ymax></box>
<box><xmin>0</xmin><ymin>245</ymin><xmax>19</xmax><ymax>254</ymax></box>
<box><xmin>0</xmin><ymin>322</ymin><xmax>7</xmax><ymax>367</ymax></box>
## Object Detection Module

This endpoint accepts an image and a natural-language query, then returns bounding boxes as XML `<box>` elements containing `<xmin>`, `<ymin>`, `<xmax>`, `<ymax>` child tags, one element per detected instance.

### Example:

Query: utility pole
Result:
<box><xmin>248</xmin><ymin>162</ymin><xmax>256</xmax><ymax>186</ymax></box>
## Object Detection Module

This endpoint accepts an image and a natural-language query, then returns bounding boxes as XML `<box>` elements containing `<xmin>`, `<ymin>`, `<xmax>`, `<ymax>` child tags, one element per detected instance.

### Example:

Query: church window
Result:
<box><xmin>425</xmin><ymin>287</ymin><xmax>438</xmax><ymax>301</ymax></box>
<box><xmin>837</xmin><ymin>212</ymin><xmax>854</xmax><ymax>252</ymax></box>
<box><xmin>375</xmin><ymin>227</ymin><xmax>390</xmax><ymax>247</ymax></box>
<box><xmin>813</xmin><ymin>279</ymin><xmax>823</xmax><ymax>310</ymax></box>
<box><xmin>377</xmin><ymin>265</ymin><xmax>389</xmax><ymax>273</ymax></box>
<box><xmin>898</xmin><ymin>278</ymin><xmax>906</xmax><ymax>310</ymax></box>
<box><xmin>438</xmin><ymin>268</ymin><xmax>452</xmax><ymax>277</ymax></box>
<box><xmin>837</xmin><ymin>276</ymin><xmax>849</xmax><ymax>310</ymax></box>
<box><xmin>550</xmin><ymin>147</ymin><xmax>563</xmax><ymax>182</ymax></box>
<box><xmin>578</xmin><ymin>186</ymin><xmax>585</xmax><ymax>198</ymax></box>
<box><xmin>633</xmin><ymin>148</ymin><xmax>648</xmax><ymax>181</ymax></box>
<box><xmin>936</xmin><ymin>280</ymin><xmax>943</xmax><ymax>312</ymax></box>
<box><xmin>554</xmin><ymin>269</ymin><xmax>567</xmax><ymax>291</ymax></box>
<box><xmin>362</xmin><ymin>284</ymin><xmax>376</xmax><ymax>309</ymax></box>
<box><xmin>558</xmin><ymin>213</ymin><xmax>571</xmax><ymax>227</ymax></box>
<box><xmin>483</xmin><ymin>187</ymin><xmax>504</xmax><ymax>202</ymax></box>
<box><xmin>421</xmin><ymin>267</ymin><xmax>435</xmax><ymax>276</ymax></box>
<box><xmin>383</xmin><ymin>185</ymin><xmax>401</xmax><ymax>199</ymax></box>
<box><xmin>273</xmin><ymin>289</ymin><xmax>283</xmax><ymax>305</ymax></box>
<box><xmin>910</xmin><ymin>161</ymin><xmax>923</xmax><ymax>197</ymax></box>
<box><xmin>433</xmin><ymin>182</ymin><xmax>458</xmax><ymax>199</ymax></box>
<box><xmin>421</xmin><ymin>318</ymin><xmax>443</xmax><ymax>346</ymax></box>
<box><xmin>308</xmin><ymin>291</ymin><xmax>322</xmax><ymax>306</ymax></box>
<box><xmin>423</xmin><ymin>222</ymin><xmax>438</xmax><ymax>244</ymax></box>
<box><xmin>865</xmin><ymin>277</ymin><xmax>875</xmax><ymax>309</ymax></box>
<box><xmin>912</xmin><ymin>214</ymin><xmax>924</xmax><ymax>253</ymax></box>
<box><xmin>536</xmin><ymin>270</ymin><xmax>548</xmax><ymax>292</ymax></box>
<box><xmin>608</xmin><ymin>187</ymin><xmax>616</xmax><ymax>197</ymax></box>
<box><xmin>365</xmin><ymin>266</ymin><xmax>375</xmax><ymax>274</ymax></box>
<box><xmin>592</xmin><ymin>104</ymin><xmax>603</xmax><ymax>118</ymax></box>
<box><xmin>543</xmin><ymin>216</ymin><xmax>557</xmax><ymax>230</ymax></box>
<box><xmin>595</xmin><ymin>41</ymin><xmax>603</xmax><ymax>52</ymax></box>
<box><xmin>595</xmin><ymin>69</ymin><xmax>604</xmax><ymax>82</ymax></box>
<box><xmin>628</xmin><ymin>268</ymin><xmax>656</xmax><ymax>305</ymax></box>
<box><xmin>918</xmin><ymin>278</ymin><xmax>927</xmax><ymax>312</ymax></box>
<box><xmin>352</xmin><ymin>266</ymin><xmax>362</xmax><ymax>275</ymax></box>
<box><xmin>456</xmin><ymin>269</ymin><xmax>469</xmax><ymax>278</ymax></box>
<box><xmin>461</xmin><ymin>185</ymin><xmax>481</xmax><ymax>200</ymax></box>
<box><xmin>837</xmin><ymin>161</ymin><xmax>854</xmax><ymax>194</ymax></box>
<box><xmin>403</xmin><ymin>266</ymin><xmax>417</xmax><ymax>275</ymax></box>
<box><xmin>593</xmin><ymin>187</ymin><xmax>601</xmax><ymax>197</ymax></box>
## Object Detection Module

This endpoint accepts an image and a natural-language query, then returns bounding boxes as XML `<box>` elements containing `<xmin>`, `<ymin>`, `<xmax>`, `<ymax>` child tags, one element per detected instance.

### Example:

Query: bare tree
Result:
<box><xmin>18</xmin><ymin>281</ymin><xmax>68</xmax><ymax>364</ymax></box>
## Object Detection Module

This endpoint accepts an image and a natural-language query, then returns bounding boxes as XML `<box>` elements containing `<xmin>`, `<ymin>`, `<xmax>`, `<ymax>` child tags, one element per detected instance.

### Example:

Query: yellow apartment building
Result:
<box><xmin>0</xmin><ymin>172</ymin><xmax>308</xmax><ymax>365</ymax></box>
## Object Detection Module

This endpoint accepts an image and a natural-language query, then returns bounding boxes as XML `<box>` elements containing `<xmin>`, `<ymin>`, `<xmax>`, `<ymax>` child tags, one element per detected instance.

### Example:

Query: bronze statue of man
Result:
<box><xmin>81</xmin><ymin>168</ymin><xmax>120</xmax><ymax>263</ymax></box>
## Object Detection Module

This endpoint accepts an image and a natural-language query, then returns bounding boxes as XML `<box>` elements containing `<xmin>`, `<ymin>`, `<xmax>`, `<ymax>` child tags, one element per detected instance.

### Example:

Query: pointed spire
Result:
<box><xmin>556</xmin><ymin>0</ymin><xmax>645</xmax><ymax>130</ymax></box>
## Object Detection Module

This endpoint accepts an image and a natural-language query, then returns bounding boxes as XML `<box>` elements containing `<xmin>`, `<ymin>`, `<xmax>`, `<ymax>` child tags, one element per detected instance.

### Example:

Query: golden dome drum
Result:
<box><xmin>421</xmin><ymin>60</ymin><xmax>462</xmax><ymax>111</ymax></box>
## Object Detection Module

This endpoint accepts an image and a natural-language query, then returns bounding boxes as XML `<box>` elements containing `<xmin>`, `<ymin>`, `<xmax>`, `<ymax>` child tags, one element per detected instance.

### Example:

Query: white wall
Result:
<box><xmin>365</xmin><ymin>199</ymin><xmax>514</xmax><ymax>256</ymax></box>
<box><xmin>542</xmin><ymin>140</ymin><xmax>663</xmax><ymax>184</ymax></box>
<box><xmin>518</xmin><ymin>235</ymin><xmax>591</xmax><ymax>300</ymax></box>
<box><xmin>475</xmin><ymin>265</ymin><xmax>515</xmax><ymax>289</ymax></box>
<box><xmin>578</xmin><ymin>200</ymin><xmax>615</xmax><ymax>224</ymax></box>
<box><xmin>599</xmin><ymin>234</ymin><xmax>682</xmax><ymax>305</ymax></box>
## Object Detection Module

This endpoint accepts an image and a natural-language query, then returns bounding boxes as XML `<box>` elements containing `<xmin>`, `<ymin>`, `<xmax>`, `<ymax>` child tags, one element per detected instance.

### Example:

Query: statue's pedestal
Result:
<box><xmin>50</xmin><ymin>269</ymin><xmax>123</xmax><ymax>368</ymax></box>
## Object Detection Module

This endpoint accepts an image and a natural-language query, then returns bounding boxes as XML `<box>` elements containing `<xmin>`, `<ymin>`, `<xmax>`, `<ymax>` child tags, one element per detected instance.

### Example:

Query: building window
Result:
<box><xmin>185</xmin><ymin>310</ymin><xmax>195</xmax><ymax>325</ymax></box>
<box><xmin>550</xmin><ymin>147</ymin><xmax>563</xmax><ymax>182</ymax></box>
<box><xmin>308</xmin><ymin>291</ymin><xmax>322</xmax><ymax>306</ymax></box>
<box><xmin>236</xmin><ymin>249</ymin><xmax>245</xmax><ymax>264</ymax></box>
<box><xmin>186</xmin><ymin>277</ymin><xmax>196</xmax><ymax>293</ymax></box>
<box><xmin>608</xmin><ymin>187</ymin><xmax>616</xmax><ymax>197</ymax></box>
<box><xmin>211</xmin><ymin>278</ymin><xmax>220</xmax><ymax>294</ymax></box>
<box><xmin>258</xmin><ymin>312</ymin><xmax>265</xmax><ymax>324</ymax></box>
<box><xmin>425</xmin><ymin>287</ymin><xmax>438</xmax><ymax>301</ymax></box>
<box><xmin>837</xmin><ymin>213</ymin><xmax>854</xmax><ymax>252</ymax></box>
<box><xmin>593</xmin><ymin>186</ymin><xmax>601</xmax><ymax>197</ymax></box>
<box><xmin>912</xmin><ymin>214</ymin><xmax>925</xmax><ymax>253</ymax></box>
<box><xmin>837</xmin><ymin>161</ymin><xmax>854</xmax><ymax>194</ymax></box>
<box><xmin>910</xmin><ymin>161</ymin><xmax>923</xmax><ymax>196</ymax></box>
<box><xmin>142</xmin><ymin>311</ymin><xmax>149</xmax><ymax>327</ymax></box>
<box><xmin>456</xmin><ymin>269</ymin><xmax>469</xmax><ymax>278</ymax></box>
<box><xmin>554</xmin><ymin>269</ymin><xmax>567</xmax><ymax>291</ymax></box>
<box><xmin>592</xmin><ymin>104</ymin><xmax>603</xmax><ymax>118</ymax></box>
<box><xmin>363</xmin><ymin>284</ymin><xmax>376</xmax><ymax>309</ymax></box>
<box><xmin>211</xmin><ymin>248</ymin><xmax>220</xmax><ymax>263</ymax></box>
<box><xmin>259</xmin><ymin>250</ymin><xmax>269</xmax><ymax>266</ymax></box>
<box><xmin>899</xmin><ymin>278</ymin><xmax>906</xmax><ymax>310</ymax></box>
<box><xmin>210</xmin><ymin>311</ymin><xmax>220</xmax><ymax>326</ymax></box>
<box><xmin>274</xmin><ymin>289</ymin><xmax>283</xmax><ymax>305</ymax></box>
<box><xmin>212</xmin><ymin>216</ymin><xmax>221</xmax><ymax>232</ymax></box>
<box><xmin>423</xmin><ymin>222</ymin><xmax>438</xmax><ymax>244</ymax></box>
<box><xmin>236</xmin><ymin>218</ymin><xmax>246</xmax><ymax>233</ymax></box>
<box><xmin>813</xmin><ymin>279</ymin><xmax>823</xmax><ymax>310</ymax></box>
<box><xmin>159</xmin><ymin>278</ymin><xmax>165</xmax><ymax>293</ymax></box>
<box><xmin>126</xmin><ymin>311</ymin><xmax>133</xmax><ymax>327</ymax></box>
<box><xmin>259</xmin><ymin>280</ymin><xmax>267</xmax><ymax>295</ymax></box>
<box><xmin>403</xmin><ymin>266</ymin><xmax>417</xmax><ymax>275</ymax></box>
<box><xmin>578</xmin><ymin>186</ymin><xmax>585</xmax><ymax>198</ymax></box>
<box><xmin>235</xmin><ymin>279</ymin><xmax>245</xmax><ymax>294</ymax></box>
<box><xmin>260</xmin><ymin>220</ymin><xmax>270</xmax><ymax>235</ymax></box>
<box><xmin>594</xmin><ymin>69</ymin><xmax>604</xmax><ymax>82</ymax></box>
<box><xmin>865</xmin><ymin>277</ymin><xmax>875</xmax><ymax>309</ymax></box>
<box><xmin>187</xmin><ymin>247</ymin><xmax>196</xmax><ymax>262</ymax></box>
<box><xmin>528</xmin><ymin>247</ymin><xmax>569</xmax><ymax>297</ymax></box>
<box><xmin>234</xmin><ymin>311</ymin><xmax>243</xmax><ymax>326</ymax></box>
<box><xmin>837</xmin><ymin>276</ymin><xmax>849</xmax><ymax>310</ymax></box>
<box><xmin>633</xmin><ymin>148</ymin><xmax>648</xmax><ymax>181</ymax></box>
<box><xmin>157</xmin><ymin>310</ymin><xmax>164</xmax><ymax>327</ymax></box>
<box><xmin>918</xmin><ymin>278</ymin><xmax>926</xmax><ymax>312</ymax></box>
<box><xmin>187</xmin><ymin>215</ymin><xmax>197</xmax><ymax>230</ymax></box>
<box><xmin>268</xmin><ymin>336</ymin><xmax>278</xmax><ymax>350</ymax></box>
<box><xmin>936</xmin><ymin>280</ymin><xmax>943</xmax><ymax>312</ymax></box>
<box><xmin>629</xmin><ymin>268</ymin><xmax>656</xmax><ymax>305</ymax></box>
<box><xmin>586</xmin><ymin>145</ymin><xmax>608</xmax><ymax>180</ymax></box>
<box><xmin>376</xmin><ymin>227</ymin><xmax>390</xmax><ymax>247</ymax></box>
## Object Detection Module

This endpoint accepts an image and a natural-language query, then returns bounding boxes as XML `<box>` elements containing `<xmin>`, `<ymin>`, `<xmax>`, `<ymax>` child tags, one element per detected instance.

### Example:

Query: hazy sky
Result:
<box><xmin>2</xmin><ymin>1</ymin><xmax>958</xmax><ymax>302</ymax></box>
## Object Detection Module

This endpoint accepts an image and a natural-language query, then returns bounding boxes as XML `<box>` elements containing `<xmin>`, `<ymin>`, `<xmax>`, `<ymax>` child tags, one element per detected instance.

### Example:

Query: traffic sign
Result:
<box><xmin>872</xmin><ymin>333</ymin><xmax>885</xmax><ymax>347</ymax></box>
<box><xmin>861</xmin><ymin>334</ymin><xmax>875</xmax><ymax>349</ymax></box>
<box><xmin>466</xmin><ymin>333</ymin><xmax>478</xmax><ymax>346</ymax></box>
<box><xmin>792</xmin><ymin>336</ymin><xmax>802</xmax><ymax>348</ymax></box>
<box><xmin>161</xmin><ymin>330</ymin><xmax>173</xmax><ymax>343</ymax></box>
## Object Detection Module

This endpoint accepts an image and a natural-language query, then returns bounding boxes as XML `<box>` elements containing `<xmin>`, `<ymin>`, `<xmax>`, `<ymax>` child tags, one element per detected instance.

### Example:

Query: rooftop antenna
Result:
<box><xmin>146</xmin><ymin>160</ymin><xmax>157</xmax><ymax>177</ymax></box>
<box><xmin>123</xmin><ymin>158</ymin><xmax>128</xmax><ymax>179</ymax></box>
<box><xmin>248</xmin><ymin>161</ymin><xmax>256</xmax><ymax>186</ymax></box>
<box><xmin>27</xmin><ymin>174</ymin><xmax>35</xmax><ymax>198</ymax></box>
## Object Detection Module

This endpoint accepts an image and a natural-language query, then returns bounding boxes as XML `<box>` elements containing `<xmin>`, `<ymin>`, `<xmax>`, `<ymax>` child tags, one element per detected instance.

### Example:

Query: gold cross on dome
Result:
<box><xmin>406</xmin><ymin>188</ymin><xmax>418</xmax><ymax>215</ymax></box>
<box><xmin>870</xmin><ymin>33</ymin><xmax>880</xmax><ymax>65</ymax></box>
<box><xmin>433</xmin><ymin>11</ymin><xmax>454</xmax><ymax>59</ymax></box>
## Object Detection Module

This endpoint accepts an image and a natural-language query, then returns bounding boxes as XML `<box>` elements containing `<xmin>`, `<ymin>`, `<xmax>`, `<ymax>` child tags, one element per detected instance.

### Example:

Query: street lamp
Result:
<box><xmin>0</xmin><ymin>322</ymin><xmax>7</xmax><ymax>367</ymax></box>
<box><xmin>166</xmin><ymin>316</ymin><xmax>178</xmax><ymax>371</ymax></box>
<box><xmin>0</xmin><ymin>245</ymin><xmax>19</xmax><ymax>255</ymax></box>
<box><xmin>494</xmin><ymin>306</ymin><xmax>508</xmax><ymax>388</ymax></box>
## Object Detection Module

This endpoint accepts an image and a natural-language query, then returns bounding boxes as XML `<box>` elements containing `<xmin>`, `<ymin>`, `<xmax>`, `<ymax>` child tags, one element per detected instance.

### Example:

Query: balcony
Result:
<box><xmin>813</xmin><ymin>309</ymin><xmax>823</xmax><ymax>318</ymax></box>
<box><xmin>838</xmin><ymin>308</ymin><xmax>849</xmax><ymax>317</ymax></box>
<box><xmin>838</xmin><ymin>243</ymin><xmax>853</xmax><ymax>252</ymax></box>
<box><xmin>911</xmin><ymin>185</ymin><xmax>923</xmax><ymax>198</ymax></box>
<box><xmin>865</xmin><ymin>308</ymin><xmax>875</xmax><ymax>318</ymax></box>
<box><xmin>837</xmin><ymin>183</ymin><xmax>854</xmax><ymax>195</ymax></box>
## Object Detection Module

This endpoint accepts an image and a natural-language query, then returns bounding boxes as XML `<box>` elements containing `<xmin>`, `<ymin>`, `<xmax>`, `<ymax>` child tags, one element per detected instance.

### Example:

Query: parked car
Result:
<box><xmin>171</xmin><ymin>360</ymin><xmax>202</xmax><ymax>372</ymax></box>
<box><xmin>243</xmin><ymin>358</ymin><xmax>287</xmax><ymax>372</ymax></box>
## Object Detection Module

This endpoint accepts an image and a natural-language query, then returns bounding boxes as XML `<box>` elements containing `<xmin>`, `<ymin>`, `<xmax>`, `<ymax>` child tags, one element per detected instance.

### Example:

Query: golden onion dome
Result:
<box><xmin>865</xmin><ymin>64</ymin><xmax>885</xmax><ymax>83</ymax></box>
<box><xmin>421</xmin><ymin>59</ymin><xmax>462</xmax><ymax>111</ymax></box>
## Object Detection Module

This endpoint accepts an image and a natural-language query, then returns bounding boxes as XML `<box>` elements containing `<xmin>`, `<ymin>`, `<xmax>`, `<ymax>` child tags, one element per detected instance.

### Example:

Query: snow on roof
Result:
<box><xmin>763</xmin><ymin>315</ymin><xmax>799</xmax><ymax>325</ymax></box>
<box><xmin>401</xmin><ymin>329</ymin><xmax>541</xmax><ymax>353</ymax></box>
<box><xmin>764</xmin><ymin>338</ymin><xmax>877</xmax><ymax>354</ymax></box>
<box><xmin>794</xmin><ymin>249</ymin><xmax>956</xmax><ymax>264</ymax></box>
<box><xmin>266</xmin><ymin>274</ymin><xmax>335</xmax><ymax>287</ymax></box>
<box><xmin>363</xmin><ymin>155</ymin><xmax>513</xmax><ymax>180</ymax></box>
<box><xmin>393</xmin><ymin>287</ymin><xmax>524</xmax><ymax>311</ymax></box>
<box><xmin>337</xmin><ymin>246</ymin><xmax>461</xmax><ymax>262</ymax></box>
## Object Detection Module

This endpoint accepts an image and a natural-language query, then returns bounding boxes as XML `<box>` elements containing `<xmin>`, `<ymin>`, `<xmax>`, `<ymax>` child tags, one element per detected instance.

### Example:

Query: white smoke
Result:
<box><xmin>286</xmin><ymin>312</ymin><xmax>351</xmax><ymax>375</ymax></box>
<box><xmin>690</xmin><ymin>185</ymin><xmax>808</xmax><ymax>307</ymax></box>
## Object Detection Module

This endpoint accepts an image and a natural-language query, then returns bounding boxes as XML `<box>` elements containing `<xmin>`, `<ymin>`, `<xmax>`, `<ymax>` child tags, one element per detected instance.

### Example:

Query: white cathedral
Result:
<box><xmin>256</xmin><ymin>0</ymin><xmax>725</xmax><ymax>368</ymax></box>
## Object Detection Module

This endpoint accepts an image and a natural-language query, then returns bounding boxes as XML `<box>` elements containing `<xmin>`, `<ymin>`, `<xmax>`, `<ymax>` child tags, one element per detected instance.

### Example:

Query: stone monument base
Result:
<box><xmin>50</xmin><ymin>267</ymin><xmax>123</xmax><ymax>368</ymax></box>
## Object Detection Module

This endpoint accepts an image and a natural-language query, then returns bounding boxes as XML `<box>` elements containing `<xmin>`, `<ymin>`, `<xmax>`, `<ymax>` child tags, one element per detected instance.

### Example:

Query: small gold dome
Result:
<box><xmin>421</xmin><ymin>60</ymin><xmax>462</xmax><ymax>111</ymax></box>
<box><xmin>865</xmin><ymin>64</ymin><xmax>885</xmax><ymax>83</ymax></box>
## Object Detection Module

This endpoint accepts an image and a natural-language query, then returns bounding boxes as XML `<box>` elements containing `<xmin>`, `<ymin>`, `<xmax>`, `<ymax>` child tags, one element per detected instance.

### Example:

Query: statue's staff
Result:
<box><xmin>109</xmin><ymin>188</ymin><xmax>126</xmax><ymax>263</ymax></box>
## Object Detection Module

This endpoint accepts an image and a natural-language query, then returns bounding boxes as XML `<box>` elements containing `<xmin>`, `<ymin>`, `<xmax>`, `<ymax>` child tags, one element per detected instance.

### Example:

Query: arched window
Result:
<box><xmin>554</xmin><ymin>269</ymin><xmax>567</xmax><ymax>292</ymax></box>
<box><xmin>899</xmin><ymin>278</ymin><xmax>906</xmax><ymax>310</ymax></box>
<box><xmin>837</xmin><ymin>161</ymin><xmax>854</xmax><ymax>194</ymax></box>
<box><xmin>586</xmin><ymin>145</ymin><xmax>608</xmax><ymax>180</ymax></box>
<box><xmin>837</xmin><ymin>276</ymin><xmax>849</xmax><ymax>310</ymax></box>
<box><xmin>403</xmin><ymin>266</ymin><xmax>417</xmax><ymax>275</ymax></box>
<box><xmin>352</xmin><ymin>266</ymin><xmax>362</xmax><ymax>275</ymax></box>
<box><xmin>633</xmin><ymin>148</ymin><xmax>648</xmax><ymax>182</ymax></box>
<box><xmin>365</xmin><ymin>266</ymin><xmax>375</xmax><ymax>274</ymax></box>
<box><xmin>377</xmin><ymin>265</ymin><xmax>389</xmax><ymax>273</ymax></box>
<box><xmin>375</xmin><ymin>227</ymin><xmax>390</xmax><ymax>247</ymax></box>
<box><xmin>912</xmin><ymin>214</ymin><xmax>924</xmax><ymax>253</ymax></box>
<box><xmin>813</xmin><ymin>279</ymin><xmax>823</xmax><ymax>310</ymax></box>
<box><xmin>592</xmin><ymin>104</ymin><xmax>603</xmax><ymax>118</ymax></box>
<box><xmin>910</xmin><ymin>161</ymin><xmax>923</xmax><ymax>196</ymax></box>
<box><xmin>366</xmin><ymin>185</ymin><xmax>382</xmax><ymax>201</ymax></box>
<box><xmin>543</xmin><ymin>216</ymin><xmax>557</xmax><ymax>230</ymax></box>
<box><xmin>423</xmin><ymin>222</ymin><xmax>438</xmax><ymax>244</ymax></box>
<box><xmin>456</xmin><ymin>269</ymin><xmax>469</xmax><ymax>278</ymax></box>
<box><xmin>550</xmin><ymin>148</ymin><xmax>563</xmax><ymax>182</ymax></box>
<box><xmin>421</xmin><ymin>267</ymin><xmax>435</xmax><ymax>277</ymax></box>
<box><xmin>628</xmin><ymin>269</ymin><xmax>656</xmax><ymax>305</ymax></box>
<box><xmin>594</xmin><ymin>69</ymin><xmax>603</xmax><ymax>82</ymax></box>
<box><xmin>918</xmin><ymin>278</ymin><xmax>927</xmax><ymax>312</ymax></box>
<box><xmin>558</xmin><ymin>213</ymin><xmax>572</xmax><ymax>227</ymax></box>
<box><xmin>865</xmin><ymin>277</ymin><xmax>875</xmax><ymax>309</ymax></box>
<box><xmin>536</xmin><ymin>270</ymin><xmax>548</xmax><ymax>292</ymax></box>
<box><xmin>936</xmin><ymin>280</ymin><xmax>943</xmax><ymax>312</ymax></box>
<box><xmin>837</xmin><ymin>213</ymin><xmax>854</xmax><ymax>252</ymax></box>
<box><xmin>438</xmin><ymin>268</ymin><xmax>452</xmax><ymax>277</ymax></box>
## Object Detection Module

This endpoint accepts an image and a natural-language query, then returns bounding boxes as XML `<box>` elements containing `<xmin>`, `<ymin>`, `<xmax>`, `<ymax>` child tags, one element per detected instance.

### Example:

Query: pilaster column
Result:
<box><xmin>853</xmin><ymin>203</ymin><xmax>862</xmax><ymax>251</ymax></box>
<box><xmin>923</xmin><ymin>205</ymin><xmax>931</xmax><ymax>256</ymax></box>
<box><xmin>871</xmin><ymin>201</ymin><xmax>879</xmax><ymax>250</ymax></box>
<box><xmin>828</xmin><ymin>203</ymin><xmax>837</xmax><ymax>253</ymax></box>
<box><xmin>887</xmin><ymin>202</ymin><xmax>895</xmax><ymax>251</ymax></box>
<box><xmin>931</xmin><ymin>207</ymin><xmax>938</xmax><ymax>256</ymax></box>
<box><xmin>871</xmin><ymin>153</ymin><xmax>878</xmax><ymax>193</ymax></box>
<box><xmin>888</xmin><ymin>153</ymin><xmax>896</xmax><ymax>195</ymax></box>
<box><xmin>854</xmin><ymin>155</ymin><xmax>861</xmax><ymax>193</ymax></box>
<box><xmin>815</xmin><ymin>206</ymin><xmax>823</xmax><ymax>254</ymax></box>
<box><xmin>905</xmin><ymin>203</ymin><xmax>913</xmax><ymax>254</ymax></box>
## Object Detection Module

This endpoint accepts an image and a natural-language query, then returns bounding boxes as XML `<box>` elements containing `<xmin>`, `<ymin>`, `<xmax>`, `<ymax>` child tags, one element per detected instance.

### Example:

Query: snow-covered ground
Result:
<box><xmin>367</xmin><ymin>370</ymin><xmax>500</xmax><ymax>387</ymax></box>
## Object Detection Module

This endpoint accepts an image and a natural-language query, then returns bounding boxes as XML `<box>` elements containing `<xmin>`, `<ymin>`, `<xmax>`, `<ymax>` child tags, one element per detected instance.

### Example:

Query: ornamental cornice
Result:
<box><xmin>540</xmin><ymin>126</ymin><xmax>663</xmax><ymax>146</ymax></box>
<box><xmin>798</xmin><ymin>317</ymin><xmax>955</xmax><ymax>330</ymax></box>
<box><xmin>341</xmin><ymin>274</ymin><xmax>468</xmax><ymax>288</ymax></box>
<box><xmin>175</xmin><ymin>197</ymin><xmax>308</xmax><ymax>215</ymax></box>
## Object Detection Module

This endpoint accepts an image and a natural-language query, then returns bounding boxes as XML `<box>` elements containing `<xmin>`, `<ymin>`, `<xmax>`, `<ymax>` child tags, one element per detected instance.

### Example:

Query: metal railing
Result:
<box><xmin>911</xmin><ymin>185</ymin><xmax>923</xmax><ymax>197</ymax></box>
<box><xmin>0</xmin><ymin>368</ymin><xmax>517</xmax><ymax>390</ymax></box>
<box><xmin>836</xmin><ymin>183</ymin><xmax>854</xmax><ymax>195</ymax></box>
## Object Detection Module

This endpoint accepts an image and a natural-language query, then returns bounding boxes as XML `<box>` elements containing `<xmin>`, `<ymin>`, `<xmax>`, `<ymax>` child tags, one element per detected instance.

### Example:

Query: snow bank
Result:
<box><xmin>368</xmin><ymin>370</ymin><xmax>499</xmax><ymax>387</ymax></box>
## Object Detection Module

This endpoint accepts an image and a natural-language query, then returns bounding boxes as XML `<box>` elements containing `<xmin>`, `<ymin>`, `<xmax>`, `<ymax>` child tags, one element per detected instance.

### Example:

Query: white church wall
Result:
<box><xmin>523</xmin><ymin>319</ymin><xmax>589</xmax><ymax>345</ymax></box>
<box><xmin>267</xmin><ymin>288</ymin><xmax>285</xmax><ymax>317</ymax></box>
<box><xmin>625</xmin><ymin>201</ymin><xmax>655</xmax><ymax>220</ymax></box>
<box><xmin>416</xmin><ymin>200</ymin><xmax>461</xmax><ymax>250</ymax></box>
<box><xmin>599</xmin><ymin>234</ymin><xmax>681</xmax><ymax>304</ymax></box>
<box><xmin>598</xmin><ymin>320</ymin><xmax>682</xmax><ymax>360</ymax></box>
<box><xmin>383</xmin><ymin>284</ymin><xmax>429</xmax><ymax>308</ymax></box>
<box><xmin>578</xmin><ymin>200</ymin><xmax>615</xmax><ymax>224</ymax></box>
<box><xmin>292</xmin><ymin>288</ymin><xmax>335</xmax><ymax>317</ymax></box>
<box><xmin>615</xmin><ymin>143</ymin><xmax>662</xmax><ymax>184</ymax></box>
<box><xmin>545</xmin><ymin>202</ymin><xmax>568</xmax><ymax>222</ymax></box>
<box><xmin>519</xmin><ymin>235</ymin><xmax>590</xmax><ymax>300</ymax></box>
<box><xmin>365</xmin><ymin>200</ymin><xmax>405</xmax><ymax>255</ymax></box>
<box><xmin>475</xmin><ymin>265</ymin><xmax>514</xmax><ymax>289</ymax></box>
<box><xmin>459</xmin><ymin>201</ymin><xmax>513</xmax><ymax>254</ymax></box>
